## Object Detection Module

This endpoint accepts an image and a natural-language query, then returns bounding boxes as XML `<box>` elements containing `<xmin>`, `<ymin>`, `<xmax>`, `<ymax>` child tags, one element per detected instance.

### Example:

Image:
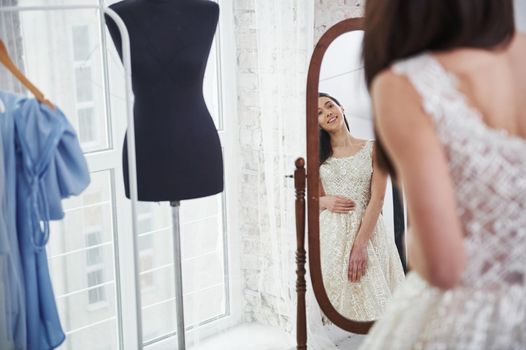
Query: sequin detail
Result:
<box><xmin>320</xmin><ymin>141</ymin><xmax>405</xmax><ymax>321</ymax></box>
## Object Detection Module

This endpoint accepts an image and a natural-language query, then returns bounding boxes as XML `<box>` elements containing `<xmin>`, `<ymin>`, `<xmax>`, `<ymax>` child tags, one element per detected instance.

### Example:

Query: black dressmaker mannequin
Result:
<box><xmin>105</xmin><ymin>1</ymin><xmax>223</xmax><ymax>348</ymax></box>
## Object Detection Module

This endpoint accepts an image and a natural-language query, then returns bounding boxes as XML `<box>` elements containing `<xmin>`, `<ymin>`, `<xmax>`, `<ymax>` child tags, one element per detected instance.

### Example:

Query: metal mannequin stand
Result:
<box><xmin>170</xmin><ymin>201</ymin><xmax>186</xmax><ymax>350</ymax></box>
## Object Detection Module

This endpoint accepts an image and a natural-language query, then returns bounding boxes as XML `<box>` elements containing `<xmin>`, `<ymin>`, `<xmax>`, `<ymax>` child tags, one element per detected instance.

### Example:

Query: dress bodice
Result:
<box><xmin>320</xmin><ymin>141</ymin><xmax>374</xmax><ymax>213</ymax></box>
<box><xmin>392</xmin><ymin>53</ymin><xmax>526</xmax><ymax>289</ymax></box>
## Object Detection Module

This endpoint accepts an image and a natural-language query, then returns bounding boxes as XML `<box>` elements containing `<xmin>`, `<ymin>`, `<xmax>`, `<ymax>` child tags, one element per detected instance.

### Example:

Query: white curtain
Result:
<box><xmin>245</xmin><ymin>1</ymin><xmax>336</xmax><ymax>349</ymax></box>
<box><xmin>249</xmin><ymin>0</ymin><xmax>311</xmax><ymax>331</ymax></box>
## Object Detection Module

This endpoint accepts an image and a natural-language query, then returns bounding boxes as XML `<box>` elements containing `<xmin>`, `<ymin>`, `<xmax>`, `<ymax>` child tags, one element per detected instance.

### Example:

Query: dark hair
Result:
<box><xmin>318</xmin><ymin>92</ymin><xmax>350</xmax><ymax>165</ymax></box>
<box><xmin>362</xmin><ymin>0</ymin><xmax>515</xmax><ymax>175</ymax></box>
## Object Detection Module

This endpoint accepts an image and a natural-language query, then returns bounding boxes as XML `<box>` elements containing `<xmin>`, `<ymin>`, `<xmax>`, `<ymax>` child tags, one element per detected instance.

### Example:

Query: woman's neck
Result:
<box><xmin>330</xmin><ymin>128</ymin><xmax>357</xmax><ymax>148</ymax></box>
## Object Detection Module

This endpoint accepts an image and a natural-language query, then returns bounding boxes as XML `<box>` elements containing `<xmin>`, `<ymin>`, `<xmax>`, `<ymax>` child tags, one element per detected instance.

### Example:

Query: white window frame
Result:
<box><xmin>12</xmin><ymin>1</ymin><xmax>241</xmax><ymax>349</ymax></box>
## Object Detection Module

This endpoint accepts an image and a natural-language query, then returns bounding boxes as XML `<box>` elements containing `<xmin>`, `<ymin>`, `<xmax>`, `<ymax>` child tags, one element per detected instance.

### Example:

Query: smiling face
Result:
<box><xmin>318</xmin><ymin>96</ymin><xmax>347</xmax><ymax>133</ymax></box>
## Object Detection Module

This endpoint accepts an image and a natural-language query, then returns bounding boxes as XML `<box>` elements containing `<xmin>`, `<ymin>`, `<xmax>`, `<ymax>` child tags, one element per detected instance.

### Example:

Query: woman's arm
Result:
<box><xmin>319</xmin><ymin>179</ymin><xmax>356</xmax><ymax>213</ymax></box>
<box><xmin>371</xmin><ymin>70</ymin><xmax>466</xmax><ymax>290</ymax></box>
<box><xmin>348</xmin><ymin>144</ymin><xmax>388</xmax><ymax>282</ymax></box>
<box><xmin>353</xmin><ymin>143</ymin><xmax>388</xmax><ymax>247</ymax></box>
<box><xmin>319</xmin><ymin>179</ymin><xmax>327</xmax><ymax>211</ymax></box>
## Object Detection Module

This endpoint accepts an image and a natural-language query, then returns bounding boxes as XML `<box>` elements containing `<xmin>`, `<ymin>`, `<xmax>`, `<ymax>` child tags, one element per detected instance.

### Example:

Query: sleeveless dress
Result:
<box><xmin>0</xmin><ymin>91</ymin><xmax>90</xmax><ymax>349</ymax></box>
<box><xmin>320</xmin><ymin>141</ymin><xmax>405</xmax><ymax>321</ymax></box>
<box><xmin>359</xmin><ymin>54</ymin><xmax>526</xmax><ymax>350</ymax></box>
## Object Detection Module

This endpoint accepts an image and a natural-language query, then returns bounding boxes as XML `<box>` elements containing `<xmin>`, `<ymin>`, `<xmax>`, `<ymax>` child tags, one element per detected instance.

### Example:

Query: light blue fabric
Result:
<box><xmin>0</xmin><ymin>90</ymin><xmax>90</xmax><ymax>350</ymax></box>
<box><xmin>1</xmin><ymin>99</ymin><xmax>14</xmax><ymax>349</ymax></box>
<box><xmin>1</xmin><ymin>91</ymin><xmax>28</xmax><ymax>350</ymax></box>
<box><xmin>13</xmin><ymin>95</ymin><xmax>90</xmax><ymax>350</ymax></box>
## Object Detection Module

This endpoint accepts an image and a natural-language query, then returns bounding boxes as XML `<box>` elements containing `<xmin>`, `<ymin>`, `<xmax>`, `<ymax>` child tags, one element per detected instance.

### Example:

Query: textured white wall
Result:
<box><xmin>234</xmin><ymin>0</ymin><xmax>309</xmax><ymax>330</ymax></box>
<box><xmin>314</xmin><ymin>0</ymin><xmax>364</xmax><ymax>43</ymax></box>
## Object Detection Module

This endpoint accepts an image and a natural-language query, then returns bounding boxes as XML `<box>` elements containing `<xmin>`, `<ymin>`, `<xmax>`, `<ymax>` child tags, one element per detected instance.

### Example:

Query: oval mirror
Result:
<box><xmin>306</xmin><ymin>18</ymin><xmax>408</xmax><ymax>335</ymax></box>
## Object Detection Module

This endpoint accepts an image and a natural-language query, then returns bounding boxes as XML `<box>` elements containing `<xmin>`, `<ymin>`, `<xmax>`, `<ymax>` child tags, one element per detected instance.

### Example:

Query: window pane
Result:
<box><xmin>72</xmin><ymin>25</ymin><xmax>90</xmax><ymax>62</ymax></box>
<box><xmin>56</xmin><ymin>287</ymin><xmax>118</xmax><ymax>350</ymax></box>
<box><xmin>86</xmin><ymin>246</ymin><xmax>103</xmax><ymax>266</ymax></box>
<box><xmin>138</xmin><ymin>233</ymin><xmax>154</xmax><ymax>251</ymax></box>
<box><xmin>137</xmin><ymin>202</ymin><xmax>154</xmax><ymax>234</ymax></box>
<box><xmin>88</xmin><ymin>270</ymin><xmax>106</xmax><ymax>304</ymax></box>
<box><xmin>75</xmin><ymin>67</ymin><xmax>94</xmax><ymax>102</ymax></box>
<box><xmin>17</xmin><ymin>9</ymin><xmax>110</xmax><ymax>153</ymax></box>
<box><xmin>62</xmin><ymin>318</ymin><xmax>118</xmax><ymax>350</ymax></box>
<box><xmin>49</xmin><ymin>172</ymin><xmax>118</xmax><ymax>350</ymax></box>
<box><xmin>78</xmin><ymin>107</ymin><xmax>97</xmax><ymax>145</ymax></box>
<box><xmin>138</xmin><ymin>193</ymin><xmax>228</xmax><ymax>343</ymax></box>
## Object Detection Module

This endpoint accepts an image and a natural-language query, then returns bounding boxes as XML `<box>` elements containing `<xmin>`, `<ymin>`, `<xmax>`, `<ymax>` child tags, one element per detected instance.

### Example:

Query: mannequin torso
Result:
<box><xmin>106</xmin><ymin>0</ymin><xmax>224</xmax><ymax>201</ymax></box>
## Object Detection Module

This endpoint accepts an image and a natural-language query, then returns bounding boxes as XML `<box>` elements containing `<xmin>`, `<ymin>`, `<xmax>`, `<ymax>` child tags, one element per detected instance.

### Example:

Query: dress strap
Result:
<box><xmin>391</xmin><ymin>53</ymin><xmax>474</xmax><ymax>126</ymax></box>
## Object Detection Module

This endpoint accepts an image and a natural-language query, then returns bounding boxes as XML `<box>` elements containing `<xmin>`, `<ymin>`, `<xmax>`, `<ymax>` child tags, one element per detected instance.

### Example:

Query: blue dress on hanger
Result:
<box><xmin>1</xmin><ymin>90</ymin><xmax>90</xmax><ymax>349</ymax></box>
<box><xmin>1</xmin><ymin>91</ymin><xmax>28</xmax><ymax>350</ymax></box>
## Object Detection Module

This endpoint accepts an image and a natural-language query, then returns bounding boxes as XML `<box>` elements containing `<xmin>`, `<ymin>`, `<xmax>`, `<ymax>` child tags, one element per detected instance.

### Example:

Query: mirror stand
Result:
<box><xmin>294</xmin><ymin>158</ymin><xmax>307</xmax><ymax>350</ymax></box>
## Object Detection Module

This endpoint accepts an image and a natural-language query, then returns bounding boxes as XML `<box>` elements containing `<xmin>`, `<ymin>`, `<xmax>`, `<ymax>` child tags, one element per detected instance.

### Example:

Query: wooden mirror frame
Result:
<box><xmin>306</xmin><ymin>17</ymin><xmax>373</xmax><ymax>335</ymax></box>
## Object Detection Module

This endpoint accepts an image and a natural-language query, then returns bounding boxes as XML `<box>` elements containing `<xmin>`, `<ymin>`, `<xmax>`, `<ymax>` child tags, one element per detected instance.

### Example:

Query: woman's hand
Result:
<box><xmin>320</xmin><ymin>195</ymin><xmax>356</xmax><ymax>213</ymax></box>
<box><xmin>348</xmin><ymin>243</ymin><xmax>368</xmax><ymax>282</ymax></box>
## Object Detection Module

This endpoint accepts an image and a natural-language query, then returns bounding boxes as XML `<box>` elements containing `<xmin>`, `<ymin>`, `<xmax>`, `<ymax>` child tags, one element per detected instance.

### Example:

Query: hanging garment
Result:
<box><xmin>0</xmin><ymin>121</ymin><xmax>9</xmax><ymax>349</ymax></box>
<box><xmin>0</xmin><ymin>90</ymin><xmax>90</xmax><ymax>350</ymax></box>
<box><xmin>15</xmin><ymin>93</ymin><xmax>90</xmax><ymax>350</ymax></box>
<box><xmin>0</xmin><ymin>91</ymin><xmax>28</xmax><ymax>350</ymax></box>
<box><xmin>0</xmin><ymin>96</ymin><xmax>9</xmax><ymax>348</ymax></box>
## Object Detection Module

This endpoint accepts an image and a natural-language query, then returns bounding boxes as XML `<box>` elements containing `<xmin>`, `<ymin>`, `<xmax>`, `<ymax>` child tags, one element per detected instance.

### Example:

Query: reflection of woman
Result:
<box><xmin>318</xmin><ymin>92</ymin><xmax>404</xmax><ymax>321</ymax></box>
<box><xmin>359</xmin><ymin>0</ymin><xmax>525</xmax><ymax>349</ymax></box>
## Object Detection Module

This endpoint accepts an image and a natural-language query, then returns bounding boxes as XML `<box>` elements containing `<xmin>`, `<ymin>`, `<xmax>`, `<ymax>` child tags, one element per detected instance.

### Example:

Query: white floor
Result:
<box><xmin>189</xmin><ymin>323</ymin><xmax>365</xmax><ymax>350</ymax></box>
<box><xmin>326</xmin><ymin>324</ymin><xmax>366</xmax><ymax>349</ymax></box>
<box><xmin>189</xmin><ymin>323</ymin><xmax>294</xmax><ymax>350</ymax></box>
<box><xmin>150</xmin><ymin>322</ymin><xmax>365</xmax><ymax>350</ymax></box>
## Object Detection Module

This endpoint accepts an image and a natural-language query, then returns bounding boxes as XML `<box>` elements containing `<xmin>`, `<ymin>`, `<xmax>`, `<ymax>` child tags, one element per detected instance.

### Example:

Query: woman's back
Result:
<box><xmin>359</xmin><ymin>37</ymin><xmax>526</xmax><ymax>349</ymax></box>
<box><xmin>433</xmin><ymin>33</ymin><xmax>526</xmax><ymax>139</ymax></box>
<box><xmin>392</xmin><ymin>42</ymin><xmax>526</xmax><ymax>288</ymax></box>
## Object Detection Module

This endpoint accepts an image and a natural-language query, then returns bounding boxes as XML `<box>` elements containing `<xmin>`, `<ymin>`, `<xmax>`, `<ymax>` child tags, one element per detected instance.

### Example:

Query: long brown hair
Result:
<box><xmin>318</xmin><ymin>92</ymin><xmax>350</xmax><ymax>165</ymax></box>
<box><xmin>362</xmin><ymin>0</ymin><xmax>515</xmax><ymax>175</ymax></box>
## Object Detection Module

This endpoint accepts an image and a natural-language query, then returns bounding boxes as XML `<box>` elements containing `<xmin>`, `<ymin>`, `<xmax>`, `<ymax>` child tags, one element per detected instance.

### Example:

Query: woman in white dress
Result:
<box><xmin>318</xmin><ymin>92</ymin><xmax>405</xmax><ymax>321</ymax></box>
<box><xmin>359</xmin><ymin>0</ymin><xmax>526</xmax><ymax>348</ymax></box>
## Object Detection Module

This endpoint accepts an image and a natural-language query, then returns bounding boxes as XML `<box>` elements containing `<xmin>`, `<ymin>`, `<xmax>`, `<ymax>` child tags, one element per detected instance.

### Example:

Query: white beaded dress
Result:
<box><xmin>359</xmin><ymin>53</ymin><xmax>526</xmax><ymax>350</ymax></box>
<box><xmin>320</xmin><ymin>140</ymin><xmax>405</xmax><ymax>321</ymax></box>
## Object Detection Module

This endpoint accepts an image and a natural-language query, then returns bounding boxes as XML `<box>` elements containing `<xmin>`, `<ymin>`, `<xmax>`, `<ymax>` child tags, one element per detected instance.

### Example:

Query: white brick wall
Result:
<box><xmin>233</xmin><ymin>0</ymin><xmax>263</xmax><ymax>324</ymax></box>
<box><xmin>314</xmin><ymin>0</ymin><xmax>364</xmax><ymax>43</ymax></box>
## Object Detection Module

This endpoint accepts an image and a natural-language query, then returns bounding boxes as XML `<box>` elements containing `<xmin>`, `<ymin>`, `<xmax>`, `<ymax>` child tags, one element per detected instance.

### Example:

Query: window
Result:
<box><xmin>137</xmin><ymin>204</ymin><xmax>155</xmax><ymax>290</ymax></box>
<box><xmin>72</xmin><ymin>25</ymin><xmax>90</xmax><ymax>61</ymax></box>
<box><xmin>86</xmin><ymin>231</ymin><xmax>103</xmax><ymax>264</ymax></box>
<box><xmin>14</xmin><ymin>1</ymin><xmax>236</xmax><ymax>349</ymax></box>
<box><xmin>74</xmin><ymin>67</ymin><xmax>94</xmax><ymax>102</ymax></box>
<box><xmin>86</xmin><ymin>230</ymin><xmax>106</xmax><ymax>306</ymax></box>
<box><xmin>87</xmin><ymin>270</ymin><xmax>106</xmax><ymax>305</ymax></box>
<box><xmin>70</xmin><ymin>22</ymin><xmax>104</xmax><ymax>153</ymax></box>
<box><xmin>78</xmin><ymin>107</ymin><xmax>96</xmax><ymax>144</ymax></box>
<box><xmin>137</xmin><ymin>202</ymin><xmax>154</xmax><ymax>235</ymax></box>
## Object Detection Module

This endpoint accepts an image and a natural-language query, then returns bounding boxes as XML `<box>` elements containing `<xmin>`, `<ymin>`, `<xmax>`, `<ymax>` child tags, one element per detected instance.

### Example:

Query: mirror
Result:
<box><xmin>306</xmin><ymin>18</ymin><xmax>407</xmax><ymax>335</ymax></box>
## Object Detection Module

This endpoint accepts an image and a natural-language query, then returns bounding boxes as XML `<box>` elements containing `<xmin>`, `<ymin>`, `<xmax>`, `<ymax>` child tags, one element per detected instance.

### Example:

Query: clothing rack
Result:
<box><xmin>0</xmin><ymin>3</ymin><xmax>155</xmax><ymax>350</ymax></box>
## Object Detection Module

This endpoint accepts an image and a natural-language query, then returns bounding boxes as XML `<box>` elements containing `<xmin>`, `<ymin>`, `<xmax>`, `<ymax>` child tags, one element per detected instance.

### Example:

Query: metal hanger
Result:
<box><xmin>0</xmin><ymin>39</ymin><xmax>55</xmax><ymax>109</ymax></box>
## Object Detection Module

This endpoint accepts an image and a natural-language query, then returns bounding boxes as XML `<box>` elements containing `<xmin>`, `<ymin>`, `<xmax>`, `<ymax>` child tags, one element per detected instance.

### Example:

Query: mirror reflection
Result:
<box><xmin>317</xmin><ymin>30</ymin><xmax>405</xmax><ymax>322</ymax></box>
